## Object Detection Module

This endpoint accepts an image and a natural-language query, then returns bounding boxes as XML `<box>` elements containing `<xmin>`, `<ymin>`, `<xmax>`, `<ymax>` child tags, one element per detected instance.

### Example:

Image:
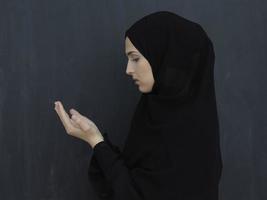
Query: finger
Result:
<box><xmin>70</xmin><ymin>118</ymin><xmax>80</xmax><ymax>129</ymax></box>
<box><xmin>72</xmin><ymin>114</ymin><xmax>91</xmax><ymax>133</ymax></box>
<box><xmin>54</xmin><ymin>101</ymin><xmax>73</xmax><ymax>131</ymax></box>
<box><xmin>69</xmin><ymin>108</ymin><xmax>83</xmax><ymax>117</ymax></box>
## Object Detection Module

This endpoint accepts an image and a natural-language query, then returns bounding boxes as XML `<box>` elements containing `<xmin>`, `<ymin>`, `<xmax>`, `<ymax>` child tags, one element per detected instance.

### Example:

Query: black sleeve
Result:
<box><xmin>88</xmin><ymin>133</ymin><xmax>146</xmax><ymax>200</ymax></box>
<box><xmin>88</xmin><ymin>150</ymin><xmax>114</xmax><ymax>199</ymax></box>
<box><xmin>88</xmin><ymin>132</ymin><xmax>118</xmax><ymax>199</ymax></box>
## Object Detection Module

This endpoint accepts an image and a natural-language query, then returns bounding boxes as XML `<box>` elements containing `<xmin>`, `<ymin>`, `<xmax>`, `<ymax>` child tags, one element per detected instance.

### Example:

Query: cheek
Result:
<box><xmin>142</xmin><ymin>68</ymin><xmax>153</xmax><ymax>82</ymax></box>
<box><xmin>137</xmin><ymin>61</ymin><xmax>148</xmax><ymax>76</ymax></box>
<box><xmin>136</xmin><ymin>60</ymin><xmax>152</xmax><ymax>80</ymax></box>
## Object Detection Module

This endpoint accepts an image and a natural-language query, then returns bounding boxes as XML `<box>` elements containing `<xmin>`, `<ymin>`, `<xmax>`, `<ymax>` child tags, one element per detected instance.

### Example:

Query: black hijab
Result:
<box><xmin>88</xmin><ymin>11</ymin><xmax>223</xmax><ymax>200</ymax></box>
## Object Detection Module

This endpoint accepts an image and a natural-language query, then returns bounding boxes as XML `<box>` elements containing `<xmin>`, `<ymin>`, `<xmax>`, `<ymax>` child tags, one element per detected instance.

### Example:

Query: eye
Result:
<box><xmin>132</xmin><ymin>58</ymin><xmax>139</xmax><ymax>62</ymax></box>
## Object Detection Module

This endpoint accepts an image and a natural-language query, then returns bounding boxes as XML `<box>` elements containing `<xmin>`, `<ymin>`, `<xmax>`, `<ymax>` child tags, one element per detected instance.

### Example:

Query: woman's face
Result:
<box><xmin>125</xmin><ymin>36</ymin><xmax>155</xmax><ymax>93</ymax></box>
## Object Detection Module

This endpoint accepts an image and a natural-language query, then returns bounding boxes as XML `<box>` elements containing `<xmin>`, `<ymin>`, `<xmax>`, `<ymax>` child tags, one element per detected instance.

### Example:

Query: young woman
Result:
<box><xmin>54</xmin><ymin>11</ymin><xmax>223</xmax><ymax>200</ymax></box>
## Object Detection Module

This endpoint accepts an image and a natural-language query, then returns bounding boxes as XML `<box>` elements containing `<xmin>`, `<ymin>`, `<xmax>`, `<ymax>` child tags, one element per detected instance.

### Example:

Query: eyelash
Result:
<box><xmin>132</xmin><ymin>58</ymin><xmax>139</xmax><ymax>62</ymax></box>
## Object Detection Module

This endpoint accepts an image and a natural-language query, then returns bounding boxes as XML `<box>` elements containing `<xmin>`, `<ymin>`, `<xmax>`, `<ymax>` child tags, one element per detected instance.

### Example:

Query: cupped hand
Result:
<box><xmin>54</xmin><ymin>100</ymin><xmax>104</xmax><ymax>148</ymax></box>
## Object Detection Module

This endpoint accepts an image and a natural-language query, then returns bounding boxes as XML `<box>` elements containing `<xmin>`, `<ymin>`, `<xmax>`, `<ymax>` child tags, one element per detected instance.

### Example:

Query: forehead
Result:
<box><xmin>125</xmin><ymin>37</ymin><xmax>142</xmax><ymax>56</ymax></box>
<box><xmin>125</xmin><ymin>37</ymin><xmax>139</xmax><ymax>54</ymax></box>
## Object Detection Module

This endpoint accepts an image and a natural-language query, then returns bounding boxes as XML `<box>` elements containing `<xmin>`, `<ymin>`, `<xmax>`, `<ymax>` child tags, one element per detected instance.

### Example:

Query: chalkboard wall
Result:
<box><xmin>0</xmin><ymin>0</ymin><xmax>266</xmax><ymax>200</ymax></box>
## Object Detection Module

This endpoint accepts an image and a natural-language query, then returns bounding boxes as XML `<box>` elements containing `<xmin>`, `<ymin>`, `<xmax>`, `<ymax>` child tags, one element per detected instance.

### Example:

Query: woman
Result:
<box><xmin>54</xmin><ymin>11</ymin><xmax>223</xmax><ymax>200</ymax></box>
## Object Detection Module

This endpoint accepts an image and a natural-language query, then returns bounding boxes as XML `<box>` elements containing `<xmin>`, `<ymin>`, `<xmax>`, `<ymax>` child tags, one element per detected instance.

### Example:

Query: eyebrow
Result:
<box><xmin>125</xmin><ymin>51</ymin><xmax>138</xmax><ymax>56</ymax></box>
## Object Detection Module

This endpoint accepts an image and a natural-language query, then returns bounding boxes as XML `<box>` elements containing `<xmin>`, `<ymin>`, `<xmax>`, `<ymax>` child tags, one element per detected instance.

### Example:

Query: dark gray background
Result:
<box><xmin>0</xmin><ymin>0</ymin><xmax>266</xmax><ymax>199</ymax></box>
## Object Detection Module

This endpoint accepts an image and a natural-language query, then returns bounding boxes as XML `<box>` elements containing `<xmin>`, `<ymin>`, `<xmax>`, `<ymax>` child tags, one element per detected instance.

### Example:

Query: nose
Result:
<box><xmin>126</xmin><ymin>61</ymin><xmax>134</xmax><ymax>75</ymax></box>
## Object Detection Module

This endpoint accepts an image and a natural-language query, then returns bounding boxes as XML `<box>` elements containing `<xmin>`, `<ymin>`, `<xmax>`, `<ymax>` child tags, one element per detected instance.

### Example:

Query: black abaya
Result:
<box><xmin>88</xmin><ymin>11</ymin><xmax>223</xmax><ymax>200</ymax></box>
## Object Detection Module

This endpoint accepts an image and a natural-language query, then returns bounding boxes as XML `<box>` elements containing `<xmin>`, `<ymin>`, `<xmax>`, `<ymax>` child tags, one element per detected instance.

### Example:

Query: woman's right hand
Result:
<box><xmin>54</xmin><ymin>101</ymin><xmax>104</xmax><ymax>148</ymax></box>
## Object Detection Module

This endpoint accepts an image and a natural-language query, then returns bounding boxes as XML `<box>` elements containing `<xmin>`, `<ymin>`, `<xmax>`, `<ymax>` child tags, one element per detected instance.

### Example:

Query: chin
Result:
<box><xmin>138</xmin><ymin>86</ymin><xmax>151</xmax><ymax>93</ymax></box>
<box><xmin>138</xmin><ymin>85</ymin><xmax>145</xmax><ymax>93</ymax></box>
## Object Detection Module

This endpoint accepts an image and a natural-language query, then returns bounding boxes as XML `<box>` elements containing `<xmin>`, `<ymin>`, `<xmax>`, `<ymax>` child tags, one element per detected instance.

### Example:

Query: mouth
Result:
<box><xmin>132</xmin><ymin>77</ymin><xmax>139</xmax><ymax>84</ymax></box>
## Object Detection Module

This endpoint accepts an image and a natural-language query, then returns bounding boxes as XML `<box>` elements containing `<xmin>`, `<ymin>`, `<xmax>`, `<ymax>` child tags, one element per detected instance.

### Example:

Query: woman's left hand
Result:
<box><xmin>54</xmin><ymin>101</ymin><xmax>104</xmax><ymax>148</ymax></box>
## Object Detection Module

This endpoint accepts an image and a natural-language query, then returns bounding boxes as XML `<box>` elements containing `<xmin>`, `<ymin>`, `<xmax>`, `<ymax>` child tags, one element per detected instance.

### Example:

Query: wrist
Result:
<box><xmin>90</xmin><ymin>138</ymin><xmax>104</xmax><ymax>149</ymax></box>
